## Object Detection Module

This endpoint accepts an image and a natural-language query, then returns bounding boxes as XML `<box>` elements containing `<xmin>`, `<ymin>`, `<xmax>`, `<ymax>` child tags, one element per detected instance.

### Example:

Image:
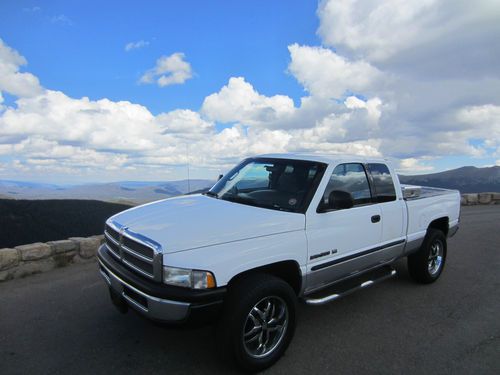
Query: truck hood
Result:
<box><xmin>108</xmin><ymin>194</ymin><xmax>305</xmax><ymax>254</ymax></box>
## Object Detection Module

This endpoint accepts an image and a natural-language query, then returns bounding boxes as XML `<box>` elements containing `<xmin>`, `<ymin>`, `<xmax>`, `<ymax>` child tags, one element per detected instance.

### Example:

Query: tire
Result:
<box><xmin>408</xmin><ymin>228</ymin><xmax>447</xmax><ymax>284</ymax></box>
<box><xmin>217</xmin><ymin>273</ymin><xmax>297</xmax><ymax>372</ymax></box>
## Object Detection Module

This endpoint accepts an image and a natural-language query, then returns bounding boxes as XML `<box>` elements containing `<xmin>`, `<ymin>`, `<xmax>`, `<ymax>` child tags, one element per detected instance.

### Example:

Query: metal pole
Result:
<box><xmin>186</xmin><ymin>143</ymin><xmax>190</xmax><ymax>194</ymax></box>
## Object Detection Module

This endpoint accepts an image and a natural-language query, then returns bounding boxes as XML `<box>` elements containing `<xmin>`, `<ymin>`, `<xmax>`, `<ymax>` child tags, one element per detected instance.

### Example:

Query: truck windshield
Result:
<box><xmin>207</xmin><ymin>158</ymin><xmax>326</xmax><ymax>213</ymax></box>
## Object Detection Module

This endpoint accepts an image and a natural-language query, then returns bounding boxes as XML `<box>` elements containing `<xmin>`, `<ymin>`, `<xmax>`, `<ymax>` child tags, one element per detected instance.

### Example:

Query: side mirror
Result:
<box><xmin>328</xmin><ymin>190</ymin><xmax>354</xmax><ymax>210</ymax></box>
<box><xmin>217</xmin><ymin>174</ymin><xmax>223</xmax><ymax>181</ymax></box>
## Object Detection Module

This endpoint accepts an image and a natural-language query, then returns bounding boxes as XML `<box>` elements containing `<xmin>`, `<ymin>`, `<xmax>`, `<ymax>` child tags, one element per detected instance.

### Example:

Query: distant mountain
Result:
<box><xmin>2</xmin><ymin>165</ymin><xmax>498</xmax><ymax>203</ymax></box>
<box><xmin>399</xmin><ymin>166</ymin><xmax>500</xmax><ymax>193</ymax></box>
<box><xmin>0</xmin><ymin>180</ymin><xmax>61</xmax><ymax>189</ymax></box>
<box><xmin>0</xmin><ymin>179</ymin><xmax>214</xmax><ymax>204</ymax></box>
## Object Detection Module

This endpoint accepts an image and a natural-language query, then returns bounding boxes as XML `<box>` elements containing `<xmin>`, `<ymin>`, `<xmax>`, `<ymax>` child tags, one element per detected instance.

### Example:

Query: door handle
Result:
<box><xmin>371</xmin><ymin>215</ymin><xmax>381</xmax><ymax>223</ymax></box>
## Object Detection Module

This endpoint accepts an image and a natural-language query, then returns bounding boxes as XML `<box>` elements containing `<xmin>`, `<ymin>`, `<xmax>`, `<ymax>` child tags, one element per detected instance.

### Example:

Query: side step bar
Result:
<box><xmin>303</xmin><ymin>266</ymin><xmax>397</xmax><ymax>306</ymax></box>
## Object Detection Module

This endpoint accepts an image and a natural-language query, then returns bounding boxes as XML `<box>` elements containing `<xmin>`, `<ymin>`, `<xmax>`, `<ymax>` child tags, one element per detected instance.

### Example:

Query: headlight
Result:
<box><xmin>163</xmin><ymin>266</ymin><xmax>216</xmax><ymax>289</ymax></box>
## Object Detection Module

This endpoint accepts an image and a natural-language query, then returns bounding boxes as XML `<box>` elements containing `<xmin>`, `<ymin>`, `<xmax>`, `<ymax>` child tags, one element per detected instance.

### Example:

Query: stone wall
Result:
<box><xmin>0</xmin><ymin>235</ymin><xmax>104</xmax><ymax>282</ymax></box>
<box><xmin>461</xmin><ymin>192</ymin><xmax>500</xmax><ymax>205</ymax></box>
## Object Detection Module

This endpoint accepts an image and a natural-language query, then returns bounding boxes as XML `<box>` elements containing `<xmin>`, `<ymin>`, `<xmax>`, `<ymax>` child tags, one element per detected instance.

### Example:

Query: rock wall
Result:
<box><xmin>0</xmin><ymin>235</ymin><xmax>104</xmax><ymax>282</ymax></box>
<box><xmin>461</xmin><ymin>192</ymin><xmax>500</xmax><ymax>205</ymax></box>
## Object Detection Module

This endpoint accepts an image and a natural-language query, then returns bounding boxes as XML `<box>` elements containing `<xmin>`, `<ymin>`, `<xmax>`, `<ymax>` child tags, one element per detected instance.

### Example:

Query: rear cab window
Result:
<box><xmin>366</xmin><ymin>163</ymin><xmax>397</xmax><ymax>202</ymax></box>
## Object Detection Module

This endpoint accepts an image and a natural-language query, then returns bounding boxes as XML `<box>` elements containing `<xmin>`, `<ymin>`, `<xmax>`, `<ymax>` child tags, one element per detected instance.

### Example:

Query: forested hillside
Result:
<box><xmin>0</xmin><ymin>199</ymin><xmax>130</xmax><ymax>248</ymax></box>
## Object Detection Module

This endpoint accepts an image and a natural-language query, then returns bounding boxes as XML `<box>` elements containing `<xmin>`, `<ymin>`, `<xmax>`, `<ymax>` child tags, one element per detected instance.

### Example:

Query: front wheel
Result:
<box><xmin>218</xmin><ymin>274</ymin><xmax>296</xmax><ymax>372</ymax></box>
<box><xmin>408</xmin><ymin>228</ymin><xmax>447</xmax><ymax>284</ymax></box>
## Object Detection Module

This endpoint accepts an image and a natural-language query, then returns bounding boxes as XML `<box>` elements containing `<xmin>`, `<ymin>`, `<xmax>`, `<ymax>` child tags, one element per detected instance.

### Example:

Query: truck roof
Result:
<box><xmin>256</xmin><ymin>153</ymin><xmax>390</xmax><ymax>165</ymax></box>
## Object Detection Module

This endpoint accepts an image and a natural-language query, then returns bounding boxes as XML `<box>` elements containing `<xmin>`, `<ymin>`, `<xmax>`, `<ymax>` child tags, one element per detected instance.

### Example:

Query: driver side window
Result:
<box><xmin>320</xmin><ymin>163</ymin><xmax>372</xmax><ymax>211</ymax></box>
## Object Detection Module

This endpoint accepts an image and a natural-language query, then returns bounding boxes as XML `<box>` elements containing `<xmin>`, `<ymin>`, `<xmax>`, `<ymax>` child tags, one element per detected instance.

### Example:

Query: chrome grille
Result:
<box><xmin>104</xmin><ymin>224</ymin><xmax>162</xmax><ymax>281</ymax></box>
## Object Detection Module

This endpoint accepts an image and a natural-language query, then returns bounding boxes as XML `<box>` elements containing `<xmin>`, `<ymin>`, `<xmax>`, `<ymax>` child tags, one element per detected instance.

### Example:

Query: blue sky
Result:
<box><xmin>0</xmin><ymin>0</ymin><xmax>499</xmax><ymax>183</ymax></box>
<box><xmin>0</xmin><ymin>1</ymin><xmax>318</xmax><ymax>113</ymax></box>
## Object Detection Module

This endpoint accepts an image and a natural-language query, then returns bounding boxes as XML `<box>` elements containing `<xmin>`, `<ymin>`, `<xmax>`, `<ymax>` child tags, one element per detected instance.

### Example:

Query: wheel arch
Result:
<box><xmin>428</xmin><ymin>216</ymin><xmax>449</xmax><ymax>236</ymax></box>
<box><xmin>227</xmin><ymin>260</ymin><xmax>303</xmax><ymax>296</ymax></box>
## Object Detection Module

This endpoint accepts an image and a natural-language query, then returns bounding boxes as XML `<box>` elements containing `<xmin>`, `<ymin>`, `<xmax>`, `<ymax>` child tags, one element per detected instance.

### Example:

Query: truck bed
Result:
<box><xmin>401</xmin><ymin>184</ymin><xmax>459</xmax><ymax>200</ymax></box>
<box><xmin>402</xmin><ymin>184</ymin><xmax>461</xmax><ymax>246</ymax></box>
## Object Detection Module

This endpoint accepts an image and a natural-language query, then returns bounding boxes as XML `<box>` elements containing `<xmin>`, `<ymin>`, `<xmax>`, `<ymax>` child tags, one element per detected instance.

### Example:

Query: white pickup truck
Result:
<box><xmin>97</xmin><ymin>154</ymin><xmax>460</xmax><ymax>371</ymax></box>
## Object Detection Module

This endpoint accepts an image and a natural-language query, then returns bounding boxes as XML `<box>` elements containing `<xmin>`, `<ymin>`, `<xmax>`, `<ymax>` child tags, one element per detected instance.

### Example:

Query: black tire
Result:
<box><xmin>408</xmin><ymin>228</ymin><xmax>447</xmax><ymax>284</ymax></box>
<box><xmin>217</xmin><ymin>273</ymin><xmax>297</xmax><ymax>372</ymax></box>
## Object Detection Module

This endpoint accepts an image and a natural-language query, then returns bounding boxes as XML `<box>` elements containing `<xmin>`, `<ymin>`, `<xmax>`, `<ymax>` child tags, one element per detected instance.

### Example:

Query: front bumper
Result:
<box><xmin>97</xmin><ymin>244</ymin><xmax>226</xmax><ymax>324</ymax></box>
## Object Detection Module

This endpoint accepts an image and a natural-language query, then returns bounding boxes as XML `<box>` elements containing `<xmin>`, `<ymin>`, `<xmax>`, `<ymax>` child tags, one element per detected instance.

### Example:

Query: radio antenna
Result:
<box><xmin>186</xmin><ymin>143</ymin><xmax>191</xmax><ymax>194</ymax></box>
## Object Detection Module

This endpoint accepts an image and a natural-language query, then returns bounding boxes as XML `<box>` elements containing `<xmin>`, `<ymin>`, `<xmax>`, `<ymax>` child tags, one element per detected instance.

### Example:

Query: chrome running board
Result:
<box><xmin>303</xmin><ymin>266</ymin><xmax>397</xmax><ymax>306</ymax></box>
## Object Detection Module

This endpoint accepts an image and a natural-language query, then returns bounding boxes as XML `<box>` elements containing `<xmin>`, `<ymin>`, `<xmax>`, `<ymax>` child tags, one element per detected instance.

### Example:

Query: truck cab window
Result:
<box><xmin>319</xmin><ymin>163</ymin><xmax>372</xmax><ymax>211</ymax></box>
<box><xmin>209</xmin><ymin>158</ymin><xmax>326</xmax><ymax>213</ymax></box>
<box><xmin>367</xmin><ymin>163</ymin><xmax>396</xmax><ymax>202</ymax></box>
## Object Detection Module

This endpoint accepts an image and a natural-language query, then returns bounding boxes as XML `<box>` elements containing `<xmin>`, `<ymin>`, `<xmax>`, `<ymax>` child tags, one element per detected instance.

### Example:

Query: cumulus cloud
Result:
<box><xmin>311</xmin><ymin>0</ymin><xmax>500</xmax><ymax>164</ymax></box>
<box><xmin>288</xmin><ymin>44</ymin><xmax>382</xmax><ymax>98</ymax></box>
<box><xmin>2</xmin><ymin>0</ymin><xmax>500</xmax><ymax>179</ymax></box>
<box><xmin>125</xmin><ymin>40</ymin><xmax>149</xmax><ymax>52</ymax></box>
<box><xmin>139</xmin><ymin>53</ymin><xmax>193</xmax><ymax>87</ymax></box>
<box><xmin>455</xmin><ymin>104</ymin><xmax>500</xmax><ymax>151</ymax></box>
<box><xmin>0</xmin><ymin>90</ymin><xmax>158</xmax><ymax>151</ymax></box>
<box><xmin>397</xmin><ymin>158</ymin><xmax>435</xmax><ymax>174</ymax></box>
<box><xmin>202</xmin><ymin>77</ymin><xmax>295</xmax><ymax>126</ymax></box>
<box><xmin>456</xmin><ymin>104</ymin><xmax>500</xmax><ymax>130</ymax></box>
<box><xmin>0</xmin><ymin>39</ymin><xmax>43</xmax><ymax>98</ymax></box>
<box><xmin>317</xmin><ymin>0</ymin><xmax>440</xmax><ymax>61</ymax></box>
<box><xmin>156</xmin><ymin>110</ymin><xmax>214</xmax><ymax>137</ymax></box>
<box><xmin>317</xmin><ymin>0</ymin><xmax>500</xmax><ymax>78</ymax></box>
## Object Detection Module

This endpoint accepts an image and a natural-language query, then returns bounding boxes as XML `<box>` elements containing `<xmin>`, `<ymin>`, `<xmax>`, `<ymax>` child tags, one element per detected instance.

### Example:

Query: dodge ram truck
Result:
<box><xmin>97</xmin><ymin>154</ymin><xmax>460</xmax><ymax>371</ymax></box>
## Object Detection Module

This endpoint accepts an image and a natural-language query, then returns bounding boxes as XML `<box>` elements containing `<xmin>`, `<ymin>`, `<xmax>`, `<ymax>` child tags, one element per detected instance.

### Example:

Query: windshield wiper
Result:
<box><xmin>204</xmin><ymin>191</ymin><xmax>219</xmax><ymax>198</ymax></box>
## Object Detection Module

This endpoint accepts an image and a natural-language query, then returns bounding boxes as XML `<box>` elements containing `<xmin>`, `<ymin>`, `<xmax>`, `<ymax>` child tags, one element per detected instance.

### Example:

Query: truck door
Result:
<box><xmin>366</xmin><ymin>163</ymin><xmax>406</xmax><ymax>245</ymax></box>
<box><xmin>305</xmin><ymin>163</ymin><xmax>383</xmax><ymax>293</ymax></box>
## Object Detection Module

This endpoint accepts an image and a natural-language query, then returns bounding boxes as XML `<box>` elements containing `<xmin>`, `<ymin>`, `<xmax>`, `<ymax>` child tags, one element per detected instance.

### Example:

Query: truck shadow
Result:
<box><xmin>99</xmin><ymin>260</ymin><xmax>416</xmax><ymax>374</ymax></box>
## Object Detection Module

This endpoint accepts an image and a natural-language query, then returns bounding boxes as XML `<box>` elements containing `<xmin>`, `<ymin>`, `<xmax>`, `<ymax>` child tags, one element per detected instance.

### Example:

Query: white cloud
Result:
<box><xmin>23</xmin><ymin>6</ymin><xmax>41</xmax><ymax>12</ymax></box>
<box><xmin>456</xmin><ymin>104</ymin><xmax>500</xmax><ymax>129</ymax></box>
<box><xmin>0</xmin><ymin>38</ymin><xmax>43</xmax><ymax>98</ymax></box>
<box><xmin>2</xmin><ymin>1</ymin><xmax>500</xmax><ymax>181</ymax></box>
<box><xmin>317</xmin><ymin>0</ymin><xmax>500</xmax><ymax>78</ymax></box>
<box><xmin>344</xmin><ymin>96</ymin><xmax>382</xmax><ymax>124</ymax></box>
<box><xmin>317</xmin><ymin>0</ymin><xmax>439</xmax><ymax>61</ymax></box>
<box><xmin>51</xmin><ymin>14</ymin><xmax>73</xmax><ymax>26</ymax></box>
<box><xmin>312</xmin><ymin>0</ymin><xmax>500</xmax><ymax>162</ymax></box>
<box><xmin>454</xmin><ymin>104</ymin><xmax>500</xmax><ymax>152</ymax></box>
<box><xmin>0</xmin><ymin>90</ymin><xmax>158</xmax><ymax>151</ymax></box>
<box><xmin>288</xmin><ymin>44</ymin><xmax>381</xmax><ymax>98</ymax></box>
<box><xmin>156</xmin><ymin>109</ymin><xmax>214</xmax><ymax>137</ymax></box>
<box><xmin>139</xmin><ymin>53</ymin><xmax>193</xmax><ymax>87</ymax></box>
<box><xmin>125</xmin><ymin>40</ymin><xmax>149</xmax><ymax>52</ymax></box>
<box><xmin>397</xmin><ymin>158</ymin><xmax>435</xmax><ymax>174</ymax></box>
<box><xmin>202</xmin><ymin>77</ymin><xmax>295</xmax><ymax>126</ymax></box>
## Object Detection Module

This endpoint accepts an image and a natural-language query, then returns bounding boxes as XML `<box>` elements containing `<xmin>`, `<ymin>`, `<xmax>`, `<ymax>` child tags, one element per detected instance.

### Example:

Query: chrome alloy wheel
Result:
<box><xmin>242</xmin><ymin>296</ymin><xmax>289</xmax><ymax>359</ymax></box>
<box><xmin>428</xmin><ymin>240</ymin><xmax>444</xmax><ymax>276</ymax></box>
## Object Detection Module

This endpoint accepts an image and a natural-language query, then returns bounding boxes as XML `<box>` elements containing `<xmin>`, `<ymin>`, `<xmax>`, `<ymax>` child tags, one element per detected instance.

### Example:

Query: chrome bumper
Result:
<box><xmin>98</xmin><ymin>258</ymin><xmax>190</xmax><ymax>322</ymax></box>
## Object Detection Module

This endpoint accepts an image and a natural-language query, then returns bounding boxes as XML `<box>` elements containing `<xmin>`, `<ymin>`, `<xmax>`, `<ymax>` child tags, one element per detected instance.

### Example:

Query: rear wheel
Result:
<box><xmin>408</xmin><ymin>228</ymin><xmax>447</xmax><ymax>284</ymax></box>
<box><xmin>218</xmin><ymin>274</ymin><xmax>296</xmax><ymax>372</ymax></box>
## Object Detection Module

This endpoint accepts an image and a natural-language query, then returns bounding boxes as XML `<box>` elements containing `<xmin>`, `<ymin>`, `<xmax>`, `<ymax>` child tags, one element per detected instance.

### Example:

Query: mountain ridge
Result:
<box><xmin>398</xmin><ymin>165</ymin><xmax>500</xmax><ymax>193</ymax></box>
<box><xmin>0</xmin><ymin>179</ymin><xmax>215</xmax><ymax>204</ymax></box>
<box><xmin>1</xmin><ymin>165</ymin><xmax>499</xmax><ymax>202</ymax></box>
